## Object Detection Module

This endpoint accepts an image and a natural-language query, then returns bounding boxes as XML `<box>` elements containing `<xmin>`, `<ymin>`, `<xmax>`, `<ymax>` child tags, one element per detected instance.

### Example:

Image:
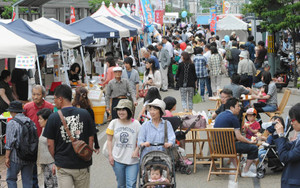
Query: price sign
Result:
<box><xmin>88</xmin><ymin>90</ymin><xmax>102</xmax><ymax>100</ymax></box>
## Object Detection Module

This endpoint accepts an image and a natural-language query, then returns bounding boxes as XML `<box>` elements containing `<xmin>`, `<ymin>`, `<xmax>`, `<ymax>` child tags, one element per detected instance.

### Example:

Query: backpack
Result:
<box><xmin>225</xmin><ymin>48</ymin><xmax>232</xmax><ymax>60</ymax></box>
<box><xmin>13</xmin><ymin>118</ymin><xmax>38</xmax><ymax>162</ymax></box>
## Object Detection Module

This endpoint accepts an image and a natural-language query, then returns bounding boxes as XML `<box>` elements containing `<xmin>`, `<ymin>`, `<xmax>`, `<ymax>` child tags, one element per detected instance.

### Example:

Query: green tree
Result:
<box><xmin>88</xmin><ymin>0</ymin><xmax>111</xmax><ymax>14</ymax></box>
<box><xmin>1</xmin><ymin>0</ymin><xmax>39</xmax><ymax>19</ymax></box>
<box><xmin>165</xmin><ymin>4</ymin><xmax>172</xmax><ymax>13</ymax></box>
<box><xmin>243</xmin><ymin>0</ymin><xmax>300</xmax><ymax>86</ymax></box>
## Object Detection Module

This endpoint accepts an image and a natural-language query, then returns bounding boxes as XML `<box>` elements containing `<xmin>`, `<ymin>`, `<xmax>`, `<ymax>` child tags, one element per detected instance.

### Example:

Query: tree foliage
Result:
<box><xmin>243</xmin><ymin>0</ymin><xmax>300</xmax><ymax>34</ymax></box>
<box><xmin>88</xmin><ymin>0</ymin><xmax>111</xmax><ymax>14</ymax></box>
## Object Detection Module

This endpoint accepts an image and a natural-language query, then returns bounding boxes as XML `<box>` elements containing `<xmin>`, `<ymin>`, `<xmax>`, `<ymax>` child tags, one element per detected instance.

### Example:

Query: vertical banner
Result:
<box><xmin>4</xmin><ymin>59</ymin><xmax>8</xmax><ymax>70</ymax></box>
<box><xmin>223</xmin><ymin>1</ymin><xmax>230</xmax><ymax>14</ymax></box>
<box><xmin>155</xmin><ymin>10</ymin><xmax>165</xmax><ymax>25</ymax></box>
<box><xmin>140</xmin><ymin>0</ymin><xmax>155</xmax><ymax>26</ymax></box>
<box><xmin>210</xmin><ymin>7</ymin><xmax>217</xmax><ymax>33</ymax></box>
<box><xmin>70</xmin><ymin>6</ymin><xmax>76</xmax><ymax>24</ymax></box>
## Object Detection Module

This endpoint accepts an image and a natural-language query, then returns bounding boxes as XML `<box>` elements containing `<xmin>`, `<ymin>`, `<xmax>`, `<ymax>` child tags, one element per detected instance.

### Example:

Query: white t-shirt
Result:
<box><xmin>107</xmin><ymin>119</ymin><xmax>141</xmax><ymax>165</ymax></box>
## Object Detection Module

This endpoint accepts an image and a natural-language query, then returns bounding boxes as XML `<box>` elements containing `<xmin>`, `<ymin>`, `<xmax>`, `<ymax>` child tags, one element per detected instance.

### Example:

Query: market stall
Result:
<box><xmin>216</xmin><ymin>14</ymin><xmax>248</xmax><ymax>42</ymax></box>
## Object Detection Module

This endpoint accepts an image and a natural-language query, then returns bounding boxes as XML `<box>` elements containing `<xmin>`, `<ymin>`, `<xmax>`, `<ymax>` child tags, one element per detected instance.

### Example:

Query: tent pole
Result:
<box><xmin>130</xmin><ymin>40</ymin><xmax>134</xmax><ymax>56</ymax></box>
<box><xmin>119</xmin><ymin>38</ymin><xmax>125</xmax><ymax>61</ymax></box>
<box><xmin>36</xmin><ymin>57</ymin><xmax>43</xmax><ymax>86</ymax></box>
<box><xmin>60</xmin><ymin>51</ymin><xmax>70</xmax><ymax>86</ymax></box>
<box><xmin>80</xmin><ymin>46</ymin><xmax>89</xmax><ymax>87</ymax></box>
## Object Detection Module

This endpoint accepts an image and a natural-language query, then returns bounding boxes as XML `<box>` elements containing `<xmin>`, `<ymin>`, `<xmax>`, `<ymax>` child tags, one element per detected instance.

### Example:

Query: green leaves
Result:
<box><xmin>88</xmin><ymin>0</ymin><xmax>111</xmax><ymax>14</ymax></box>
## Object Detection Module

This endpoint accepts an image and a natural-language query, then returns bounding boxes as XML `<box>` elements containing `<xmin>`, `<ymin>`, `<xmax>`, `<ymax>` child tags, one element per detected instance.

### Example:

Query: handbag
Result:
<box><xmin>58</xmin><ymin>110</ymin><xmax>94</xmax><ymax>161</ymax></box>
<box><xmin>139</xmin><ymin>85</ymin><xmax>148</xmax><ymax>98</ymax></box>
<box><xmin>181</xmin><ymin>114</ymin><xmax>207</xmax><ymax>129</ymax></box>
<box><xmin>193</xmin><ymin>91</ymin><xmax>202</xmax><ymax>104</ymax></box>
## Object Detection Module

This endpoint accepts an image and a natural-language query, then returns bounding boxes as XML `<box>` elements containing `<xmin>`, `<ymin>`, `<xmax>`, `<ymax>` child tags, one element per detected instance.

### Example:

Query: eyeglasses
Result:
<box><xmin>291</xmin><ymin>119</ymin><xmax>297</xmax><ymax>123</ymax></box>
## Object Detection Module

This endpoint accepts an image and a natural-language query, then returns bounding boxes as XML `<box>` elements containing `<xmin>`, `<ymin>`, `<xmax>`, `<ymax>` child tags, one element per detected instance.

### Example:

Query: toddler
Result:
<box><xmin>163</xmin><ymin>96</ymin><xmax>177</xmax><ymax>117</ymax></box>
<box><xmin>148</xmin><ymin>165</ymin><xmax>169</xmax><ymax>188</ymax></box>
<box><xmin>244</xmin><ymin>108</ymin><xmax>261</xmax><ymax>140</ymax></box>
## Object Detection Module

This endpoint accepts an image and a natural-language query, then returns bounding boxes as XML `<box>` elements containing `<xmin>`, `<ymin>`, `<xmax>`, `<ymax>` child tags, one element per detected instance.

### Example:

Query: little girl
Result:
<box><xmin>148</xmin><ymin>165</ymin><xmax>169</xmax><ymax>187</ymax></box>
<box><xmin>163</xmin><ymin>96</ymin><xmax>177</xmax><ymax>117</ymax></box>
<box><xmin>244</xmin><ymin>108</ymin><xmax>261</xmax><ymax>140</ymax></box>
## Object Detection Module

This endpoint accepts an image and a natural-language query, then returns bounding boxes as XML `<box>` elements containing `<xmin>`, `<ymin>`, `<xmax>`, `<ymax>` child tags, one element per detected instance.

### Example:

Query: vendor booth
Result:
<box><xmin>216</xmin><ymin>14</ymin><xmax>248</xmax><ymax>42</ymax></box>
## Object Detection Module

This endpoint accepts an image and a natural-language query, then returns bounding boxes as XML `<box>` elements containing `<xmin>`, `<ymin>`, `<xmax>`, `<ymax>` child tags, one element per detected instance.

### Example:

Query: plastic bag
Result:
<box><xmin>193</xmin><ymin>91</ymin><xmax>202</xmax><ymax>104</ymax></box>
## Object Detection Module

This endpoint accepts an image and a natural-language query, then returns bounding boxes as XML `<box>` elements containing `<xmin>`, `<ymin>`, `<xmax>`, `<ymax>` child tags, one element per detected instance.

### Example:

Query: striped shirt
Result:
<box><xmin>5</xmin><ymin>113</ymin><xmax>34</xmax><ymax>164</ymax></box>
<box><xmin>194</xmin><ymin>54</ymin><xmax>209</xmax><ymax>78</ymax></box>
<box><xmin>138</xmin><ymin>119</ymin><xmax>175</xmax><ymax>159</ymax></box>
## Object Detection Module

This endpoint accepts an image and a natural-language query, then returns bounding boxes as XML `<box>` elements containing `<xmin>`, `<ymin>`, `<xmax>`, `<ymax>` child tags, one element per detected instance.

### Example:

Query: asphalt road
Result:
<box><xmin>26</xmin><ymin>75</ymin><xmax>298</xmax><ymax>188</ymax></box>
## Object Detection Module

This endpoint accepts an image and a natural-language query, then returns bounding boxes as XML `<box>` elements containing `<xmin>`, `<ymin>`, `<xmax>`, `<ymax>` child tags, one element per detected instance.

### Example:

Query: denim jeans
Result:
<box><xmin>228</xmin><ymin>64</ymin><xmax>238</xmax><ymax>77</ymax></box>
<box><xmin>198</xmin><ymin>77</ymin><xmax>212</xmax><ymax>97</ymax></box>
<box><xmin>6</xmin><ymin>161</ymin><xmax>34</xmax><ymax>188</ymax></box>
<box><xmin>235</xmin><ymin>142</ymin><xmax>258</xmax><ymax>160</ymax></box>
<box><xmin>258</xmin><ymin>148</ymin><xmax>267</xmax><ymax>162</ymax></box>
<box><xmin>113</xmin><ymin>161</ymin><xmax>139</xmax><ymax>188</ymax></box>
<box><xmin>262</xmin><ymin>104</ymin><xmax>277</xmax><ymax>112</ymax></box>
<box><xmin>253</xmin><ymin>81</ymin><xmax>264</xmax><ymax>88</ymax></box>
<box><xmin>33</xmin><ymin>163</ymin><xmax>39</xmax><ymax>188</ymax></box>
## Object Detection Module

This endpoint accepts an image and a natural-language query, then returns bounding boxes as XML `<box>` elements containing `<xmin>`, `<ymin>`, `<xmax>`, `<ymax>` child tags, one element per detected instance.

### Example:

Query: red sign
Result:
<box><xmin>155</xmin><ymin>10</ymin><xmax>164</xmax><ymax>25</ymax></box>
<box><xmin>70</xmin><ymin>6</ymin><xmax>76</xmax><ymax>23</ymax></box>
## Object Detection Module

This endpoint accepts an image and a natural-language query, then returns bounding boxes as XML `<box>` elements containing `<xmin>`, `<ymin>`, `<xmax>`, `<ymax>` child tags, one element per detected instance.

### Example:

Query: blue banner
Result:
<box><xmin>140</xmin><ymin>0</ymin><xmax>154</xmax><ymax>26</ymax></box>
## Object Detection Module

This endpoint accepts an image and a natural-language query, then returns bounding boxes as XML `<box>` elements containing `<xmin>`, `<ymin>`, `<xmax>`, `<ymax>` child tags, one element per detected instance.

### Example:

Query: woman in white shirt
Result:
<box><xmin>143</xmin><ymin>58</ymin><xmax>161</xmax><ymax>89</ymax></box>
<box><xmin>106</xmin><ymin>99</ymin><xmax>140</xmax><ymax>188</ymax></box>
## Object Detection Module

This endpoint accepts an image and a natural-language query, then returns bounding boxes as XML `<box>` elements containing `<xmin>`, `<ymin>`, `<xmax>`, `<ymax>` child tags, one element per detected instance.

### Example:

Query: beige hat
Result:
<box><xmin>114</xmin><ymin>99</ymin><xmax>133</xmax><ymax>114</ymax></box>
<box><xmin>185</xmin><ymin>46</ymin><xmax>194</xmax><ymax>54</ymax></box>
<box><xmin>146</xmin><ymin>99</ymin><xmax>166</xmax><ymax>115</ymax></box>
<box><xmin>239</xmin><ymin>50</ymin><xmax>249</xmax><ymax>59</ymax></box>
<box><xmin>113</xmin><ymin>67</ymin><xmax>123</xmax><ymax>72</ymax></box>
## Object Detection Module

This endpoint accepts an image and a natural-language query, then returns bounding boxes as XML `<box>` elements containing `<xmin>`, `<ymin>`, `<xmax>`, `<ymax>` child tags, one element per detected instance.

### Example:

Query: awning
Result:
<box><xmin>70</xmin><ymin>16</ymin><xmax>119</xmax><ymax>38</ymax></box>
<box><xmin>108</xmin><ymin>16</ymin><xmax>142</xmax><ymax>34</ymax></box>
<box><xmin>13</xmin><ymin>0</ymin><xmax>51</xmax><ymax>7</ymax></box>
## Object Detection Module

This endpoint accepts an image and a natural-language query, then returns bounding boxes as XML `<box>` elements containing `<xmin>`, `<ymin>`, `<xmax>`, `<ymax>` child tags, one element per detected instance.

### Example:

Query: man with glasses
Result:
<box><xmin>274</xmin><ymin>103</ymin><xmax>300</xmax><ymax>187</ymax></box>
<box><xmin>212</xmin><ymin>88</ymin><xmax>233</xmax><ymax>120</ymax></box>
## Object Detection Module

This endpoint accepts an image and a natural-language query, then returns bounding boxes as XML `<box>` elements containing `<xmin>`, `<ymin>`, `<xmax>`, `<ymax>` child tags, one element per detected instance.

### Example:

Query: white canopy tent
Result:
<box><xmin>109</xmin><ymin>16</ymin><xmax>143</xmax><ymax>34</ymax></box>
<box><xmin>0</xmin><ymin>25</ymin><xmax>37</xmax><ymax>58</ymax></box>
<box><xmin>25</xmin><ymin>17</ymin><xmax>86</xmax><ymax>86</ymax></box>
<box><xmin>216</xmin><ymin>14</ymin><xmax>248</xmax><ymax>42</ymax></box>
<box><xmin>108</xmin><ymin>3</ymin><xmax>123</xmax><ymax>16</ymax></box>
<box><xmin>0</xmin><ymin>19</ymin><xmax>11</xmax><ymax>24</ymax></box>
<box><xmin>91</xmin><ymin>2</ymin><xmax>117</xmax><ymax>18</ymax></box>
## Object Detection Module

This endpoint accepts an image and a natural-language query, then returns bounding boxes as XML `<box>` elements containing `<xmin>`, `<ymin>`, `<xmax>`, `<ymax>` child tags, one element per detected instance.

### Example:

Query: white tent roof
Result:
<box><xmin>91</xmin><ymin>2</ymin><xmax>117</xmax><ymax>18</ymax></box>
<box><xmin>121</xmin><ymin>4</ymin><xmax>130</xmax><ymax>16</ymax></box>
<box><xmin>0</xmin><ymin>19</ymin><xmax>11</xmax><ymax>24</ymax></box>
<box><xmin>26</xmin><ymin>17</ymin><xmax>82</xmax><ymax>49</ymax></box>
<box><xmin>108</xmin><ymin>3</ymin><xmax>123</xmax><ymax>16</ymax></box>
<box><xmin>0</xmin><ymin>25</ymin><xmax>37</xmax><ymax>58</ymax></box>
<box><xmin>112</xmin><ymin>16</ymin><xmax>143</xmax><ymax>34</ymax></box>
<box><xmin>217</xmin><ymin>14</ymin><xmax>247</xmax><ymax>31</ymax></box>
<box><xmin>93</xmin><ymin>16</ymin><xmax>130</xmax><ymax>37</ymax></box>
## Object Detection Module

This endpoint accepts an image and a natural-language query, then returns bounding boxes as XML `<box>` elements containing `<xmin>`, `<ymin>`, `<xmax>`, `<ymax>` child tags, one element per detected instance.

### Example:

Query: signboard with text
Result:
<box><xmin>15</xmin><ymin>55</ymin><xmax>35</xmax><ymax>69</ymax></box>
<box><xmin>210</xmin><ymin>7</ymin><xmax>217</xmax><ymax>33</ymax></box>
<box><xmin>155</xmin><ymin>10</ymin><xmax>165</xmax><ymax>25</ymax></box>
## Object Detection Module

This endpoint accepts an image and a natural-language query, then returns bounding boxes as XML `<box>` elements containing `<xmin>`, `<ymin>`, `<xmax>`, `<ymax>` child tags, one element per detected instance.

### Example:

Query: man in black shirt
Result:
<box><xmin>43</xmin><ymin>85</ymin><xmax>95</xmax><ymax>188</ymax></box>
<box><xmin>253</xmin><ymin>64</ymin><xmax>270</xmax><ymax>88</ymax></box>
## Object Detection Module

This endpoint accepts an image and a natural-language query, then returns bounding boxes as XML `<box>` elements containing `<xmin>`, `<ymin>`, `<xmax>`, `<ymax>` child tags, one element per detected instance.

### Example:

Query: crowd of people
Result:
<box><xmin>1</xmin><ymin>22</ymin><xmax>300</xmax><ymax>188</ymax></box>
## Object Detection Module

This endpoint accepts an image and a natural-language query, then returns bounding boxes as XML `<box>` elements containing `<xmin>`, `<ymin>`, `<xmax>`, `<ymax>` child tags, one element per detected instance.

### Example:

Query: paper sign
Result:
<box><xmin>15</xmin><ymin>55</ymin><xmax>35</xmax><ymax>69</ymax></box>
<box><xmin>110</xmin><ymin>32</ymin><xmax>115</xmax><ymax>37</ymax></box>
<box><xmin>88</xmin><ymin>90</ymin><xmax>102</xmax><ymax>100</ymax></box>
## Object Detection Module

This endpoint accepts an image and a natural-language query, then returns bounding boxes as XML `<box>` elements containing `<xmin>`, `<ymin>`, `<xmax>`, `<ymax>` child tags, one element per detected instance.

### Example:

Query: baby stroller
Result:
<box><xmin>139</xmin><ymin>143</ymin><xmax>176</xmax><ymax>188</ymax></box>
<box><xmin>163</xmin><ymin>116</ymin><xmax>193</xmax><ymax>175</ymax></box>
<box><xmin>256</xmin><ymin>119</ymin><xmax>293</xmax><ymax>178</ymax></box>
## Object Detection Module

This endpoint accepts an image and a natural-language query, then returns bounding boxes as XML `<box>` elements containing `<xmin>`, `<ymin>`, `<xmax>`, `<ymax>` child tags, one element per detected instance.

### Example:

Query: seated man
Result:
<box><xmin>212</xmin><ymin>88</ymin><xmax>233</xmax><ymax>120</ymax></box>
<box><xmin>214</xmin><ymin>98</ymin><xmax>258</xmax><ymax>178</ymax></box>
<box><xmin>224</xmin><ymin>73</ymin><xmax>251</xmax><ymax>99</ymax></box>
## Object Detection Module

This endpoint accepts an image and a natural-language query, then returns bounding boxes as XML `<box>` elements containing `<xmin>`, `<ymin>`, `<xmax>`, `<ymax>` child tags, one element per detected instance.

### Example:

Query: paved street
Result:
<box><xmin>2</xmin><ymin>75</ymin><xmax>299</xmax><ymax>188</ymax></box>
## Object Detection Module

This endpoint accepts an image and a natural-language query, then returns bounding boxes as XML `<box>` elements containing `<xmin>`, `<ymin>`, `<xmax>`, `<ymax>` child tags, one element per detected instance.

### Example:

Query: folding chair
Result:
<box><xmin>206</xmin><ymin>128</ymin><xmax>241</xmax><ymax>182</ymax></box>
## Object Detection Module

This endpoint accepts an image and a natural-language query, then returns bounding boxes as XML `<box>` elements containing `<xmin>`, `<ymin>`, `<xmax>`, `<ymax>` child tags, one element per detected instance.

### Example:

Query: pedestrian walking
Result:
<box><xmin>157</xmin><ymin>43</ymin><xmax>171</xmax><ymax>92</ymax></box>
<box><xmin>238</xmin><ymin>51</ymin><xmax>256</xmax><ymax>88</ymax></box>
<box><xmin>36</xmin><ymin>108</ymin><xmax>58</xmax><ymax>188</ymax></box>
<box><xmin>208</xmin><ymin>46</ymin><xmax>222</xmax><ymax>96</ymax></box>
<box><xmin>5</xmin><ymin>101</ymin><xmax>38</xmax><ymax>188</ymax></box>
<box><xmin>43</xmin><ymin>84</ymin><xmax>96</xmax><ymax>188</ymax></box>
<box><xmin>176</xmin><ymin>52</ymin><xmax>197</xmax><ymax>112</ymax></box>
<box><xmin>106</xmin><ymin>99</ymin><xmax>140</xmax><ymax>188</ymax></box>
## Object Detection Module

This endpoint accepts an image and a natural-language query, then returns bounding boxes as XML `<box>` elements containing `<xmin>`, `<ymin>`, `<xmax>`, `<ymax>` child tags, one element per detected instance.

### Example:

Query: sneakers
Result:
<box><xmin>184</xmin><ymin>159</ymin><xmax>193</xmax><ymax>165</ymax></box>
<box><xmin>241</xmin><ymin>170</ymin><xmax>257</xmax><ymax>178</ymax></box>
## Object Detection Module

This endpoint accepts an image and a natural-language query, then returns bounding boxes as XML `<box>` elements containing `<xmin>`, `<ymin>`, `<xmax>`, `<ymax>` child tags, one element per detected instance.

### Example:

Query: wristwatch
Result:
<box><xmin>278</xmin><ymin>133</ymin><xmax>284</xmax><ymax>138</ymax></box>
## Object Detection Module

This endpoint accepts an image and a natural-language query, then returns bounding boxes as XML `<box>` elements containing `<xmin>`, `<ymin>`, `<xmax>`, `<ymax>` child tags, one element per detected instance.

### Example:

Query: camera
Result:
<box><xmin>262</xmin><ymin>122</ymin><xmax>277</xmax><ymax>134</ymax></box>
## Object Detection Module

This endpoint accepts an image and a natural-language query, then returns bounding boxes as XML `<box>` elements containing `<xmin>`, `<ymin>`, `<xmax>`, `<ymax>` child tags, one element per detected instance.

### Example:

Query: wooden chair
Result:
<box><xmin>206</xmin><ymin>128</ymin><xmax>241</xmax><ymax>182</ymax></box>
<box><xmin>241</xmin><ymin>89</ymin><xmax>291</xmax><ymax>126</ymax></box>
<box><xmin>173</xmin><ymin>112</ymin><xmax>193</xmax><ymax>117</ymax></box>
<box><xmin>263</xmin><ymin>89</ymin><xmax>291</xmax><ymax>117</ymax></box>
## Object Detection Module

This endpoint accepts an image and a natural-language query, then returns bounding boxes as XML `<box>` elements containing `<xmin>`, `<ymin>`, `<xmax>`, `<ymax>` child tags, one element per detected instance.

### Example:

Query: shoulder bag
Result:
<box><xmin>58</xmin><ymin>110</ymin><xmax>94</xmax><ymax>161</ymax></box>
